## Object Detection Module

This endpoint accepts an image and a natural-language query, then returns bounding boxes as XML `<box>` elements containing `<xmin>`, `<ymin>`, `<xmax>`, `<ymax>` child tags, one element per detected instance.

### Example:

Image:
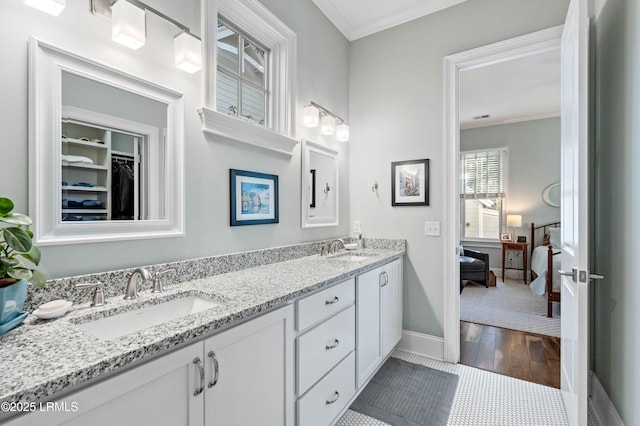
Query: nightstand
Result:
<box><xmin>501</xmin><ymin>241</ymin><xmax>529</xmax><ymax>284</ymax></box>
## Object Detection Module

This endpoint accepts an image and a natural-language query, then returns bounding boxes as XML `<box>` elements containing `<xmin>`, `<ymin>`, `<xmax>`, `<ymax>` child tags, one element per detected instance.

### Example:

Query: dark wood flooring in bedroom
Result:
<box><xmin>460</xmin><ymin>321</ymin><xmax>561</xmax><ymax>388</ymax></box>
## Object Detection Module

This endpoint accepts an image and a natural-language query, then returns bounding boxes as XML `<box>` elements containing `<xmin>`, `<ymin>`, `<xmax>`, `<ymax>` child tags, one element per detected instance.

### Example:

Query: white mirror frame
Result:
<box><xmin>301</xmin><ymin>139</ymin><xmax>339</xmax><ymax>228</ymax></box>
<box><xmin>28</xmin><ymin>37</ymin><xmax>184</xmax><ymax>245</ymax></box>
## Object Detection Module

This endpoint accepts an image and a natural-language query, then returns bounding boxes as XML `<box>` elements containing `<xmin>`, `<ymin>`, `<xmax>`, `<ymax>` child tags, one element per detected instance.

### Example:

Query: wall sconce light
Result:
<box><xmin>24</xmin><ymin>0</ymin><xmax>65</xmax><ymax>16</ymax></box>
<box><xmin>336</xmin><ymin>122</ymin><xmax>350</xmax><ymax>142</ymax></box>
<box><xmin>111</xmin><ymin>0</ymin><xmax>146</xmax><ymax>50</ymax></box>
<box><xmin>92</xmin><ymin>0</ymin><xmax>202</xmax><ymax>73</ymax></box>
<box><xmin>304</xmin><ymin>101</ymin><xmax>349</xmax><ymax>141</ymax></box>
<box><xmin>174</xmin><ymin>31</ymin><xmax>202</xmax><ymax>73</ymax></box>
<box><xmin>320</xmin><ymin>113</ymin><xmax>336</xmax><ymax>135</ymax></box>
<box><xmin>303</xmin><ymin>105</ymin><xmax>320</xmax><ymax>128</ymax></box>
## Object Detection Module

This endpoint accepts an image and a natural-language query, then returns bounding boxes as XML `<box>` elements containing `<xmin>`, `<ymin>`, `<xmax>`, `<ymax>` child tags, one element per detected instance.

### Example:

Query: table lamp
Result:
<box><xmin>507</xmin><ymin>214</ymin><xmax>522</xmax><ymax>237</ymax></box>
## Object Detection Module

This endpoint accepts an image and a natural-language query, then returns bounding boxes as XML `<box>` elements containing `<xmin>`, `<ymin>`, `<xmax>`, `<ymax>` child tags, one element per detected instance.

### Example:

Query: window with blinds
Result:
<box><xmin>460</xmin><ymin>148</ymin><xmax>507</xmax><ymax>240</ymax></box>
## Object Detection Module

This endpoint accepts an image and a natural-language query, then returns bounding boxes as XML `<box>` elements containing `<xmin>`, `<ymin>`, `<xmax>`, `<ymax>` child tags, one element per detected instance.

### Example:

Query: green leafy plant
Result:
<box><xmin>0</xmin><ymin>197</ymin><xmax>46</xmax><ymax>289</ymax></box>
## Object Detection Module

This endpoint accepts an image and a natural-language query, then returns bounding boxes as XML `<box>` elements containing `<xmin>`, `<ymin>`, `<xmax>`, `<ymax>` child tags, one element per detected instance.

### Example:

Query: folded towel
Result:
<box><xmin>61</xmin><ymin>154</ymin><xmax>94</xmax><ymax>165</ymax></box>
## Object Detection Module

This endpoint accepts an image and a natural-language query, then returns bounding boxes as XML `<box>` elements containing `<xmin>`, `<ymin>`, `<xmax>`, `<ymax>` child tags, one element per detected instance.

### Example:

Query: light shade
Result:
<box><xmin>112</xmin><ymin>0</ymin><xmax>146</xmax><ymax>50</ymax></box>
<box><xmin>24</xmin><ymin>0</ymin><xmax>65</xmax><ymax>16</ymax></box>
<box><xmin>336</xmin><ymin>122</ymin><xmax>349</xmax><ymax>142</ymax></box>
<box><xmin>507</xmin><ymin>214</ymin><xmax>522</xmax><ymax>227</ymax></box>
<box><xmin>320</xmin><ymin>114</ymin><xmax>336</xmax><ymax>135</ymax></box>
<box><xmin>174</xmin><ymin>32</ymin><xmax>202</xmax><ymax>73</ymax></box>
<box><xmin>303</xmin><ymin>105</ymin><xmax>319</xmax><ymax>128</ymax></box>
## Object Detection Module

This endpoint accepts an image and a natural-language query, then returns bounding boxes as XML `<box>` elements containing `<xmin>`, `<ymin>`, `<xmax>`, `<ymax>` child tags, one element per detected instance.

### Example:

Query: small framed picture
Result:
<box><xmin>500</xmin><ymin>232</ymin><xmax>513</xmax><ymax>242</ymax></box>
<box><xmin>391</xmin><ymin>159</ymin><xmax>429</xmax><ymax>206</ymax></box>
<box><xmin>230</xmin><ymin>169</ymin><xmax>279</xmax><ymax>226</ymax></box>
<box><xmin>517</xmin><ymin>235</ymin><xmax>527</xmax><ymax>243</ymax></box>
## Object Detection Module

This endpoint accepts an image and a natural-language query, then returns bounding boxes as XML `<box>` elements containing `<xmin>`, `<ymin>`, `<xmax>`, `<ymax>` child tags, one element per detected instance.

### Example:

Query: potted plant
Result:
<box><xmin>0</xmin><ymin>197</ymin><xmax>45</xmax><ymax>332</ymax></box>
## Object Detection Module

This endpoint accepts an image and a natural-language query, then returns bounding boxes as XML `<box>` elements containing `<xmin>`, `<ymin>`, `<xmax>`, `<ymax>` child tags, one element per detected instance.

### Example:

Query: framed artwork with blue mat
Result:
<box><xmin>230</xmin><ymin>169</ymin><xmax>279</xmax><ymax>226</ymax></box>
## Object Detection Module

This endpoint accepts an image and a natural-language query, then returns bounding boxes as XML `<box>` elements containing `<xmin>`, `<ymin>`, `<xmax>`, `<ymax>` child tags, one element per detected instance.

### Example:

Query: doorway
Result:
<box><xmin>443</xmin><ymin>26</ymin><xmax>564</xmax><ymax>373</ymax></box>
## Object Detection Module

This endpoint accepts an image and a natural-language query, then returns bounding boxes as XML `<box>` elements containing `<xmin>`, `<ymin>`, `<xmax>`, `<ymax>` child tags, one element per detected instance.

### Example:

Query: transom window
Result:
<box><xmin>216</xmin><ymin>19</ymin><xmax>270</xmax><ymax>126</ymax></box>
<box><xmin>460</xmin><ymin>148</ymin><xmax>507</xmax><ymax>240</ymax></box>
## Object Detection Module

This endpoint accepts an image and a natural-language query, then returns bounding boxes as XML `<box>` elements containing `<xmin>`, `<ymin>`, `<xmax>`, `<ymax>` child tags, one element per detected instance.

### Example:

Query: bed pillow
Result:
<box><xmin>548</xmin><ymin>227</ymin><xmax>561</xmax><ymax>249</ymax></box>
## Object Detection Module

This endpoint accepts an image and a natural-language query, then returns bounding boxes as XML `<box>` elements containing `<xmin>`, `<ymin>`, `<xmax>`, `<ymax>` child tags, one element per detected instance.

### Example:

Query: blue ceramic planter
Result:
<box><xmin>0</xmin><ymin>279</ymin><xmax>28</xmax><ymax>334</ymax></box>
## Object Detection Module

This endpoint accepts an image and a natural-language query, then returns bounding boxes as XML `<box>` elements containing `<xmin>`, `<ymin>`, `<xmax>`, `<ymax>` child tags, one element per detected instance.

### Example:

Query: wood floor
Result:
<box><xmin>460</xmin><ymin>321</ymin><xmax>561</xmax><ymax>388</ymax></box>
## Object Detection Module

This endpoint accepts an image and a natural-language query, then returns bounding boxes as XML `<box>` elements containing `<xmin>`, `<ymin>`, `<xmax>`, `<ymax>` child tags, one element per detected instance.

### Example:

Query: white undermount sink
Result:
<box><xmin>328</xmin><ymin>252</ymin><xmax>371</xmax><ymax>262</ymax></box>
<box><xmin>75</xmin><ymin>295</ymin><xmax>221</xmax><ymax>340</ymax></box>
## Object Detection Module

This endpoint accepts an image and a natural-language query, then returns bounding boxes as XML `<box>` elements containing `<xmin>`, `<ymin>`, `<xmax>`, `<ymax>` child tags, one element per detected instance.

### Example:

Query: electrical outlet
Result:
<box><xmin>353</xmin><ymin>220</ymin><xmax>361</xmax><ymax>233</ymax></box>
<box><xmin>424</xmin><ymin>221</ymin><xmax>440</xmax><ymax>236</ymax></box>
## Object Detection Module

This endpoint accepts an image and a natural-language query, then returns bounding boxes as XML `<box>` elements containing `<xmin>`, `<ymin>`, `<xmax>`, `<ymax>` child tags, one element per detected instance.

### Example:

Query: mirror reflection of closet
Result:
<box><xmin>60</xmin><ymin>71</ymin><xmax>166</xmax><ymax>223</ymax></box>
<box><xmin>301</xmin><ymin>139</ymin><xmax>339</xmax><ymax>228</ymax></box>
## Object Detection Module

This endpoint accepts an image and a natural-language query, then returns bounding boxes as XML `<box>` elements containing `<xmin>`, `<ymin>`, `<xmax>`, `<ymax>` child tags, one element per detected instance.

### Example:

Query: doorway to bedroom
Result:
<box><xmin>453</xmin><ymin>29</ymin><xmax>563</xmax><ymax>387</ymax></box>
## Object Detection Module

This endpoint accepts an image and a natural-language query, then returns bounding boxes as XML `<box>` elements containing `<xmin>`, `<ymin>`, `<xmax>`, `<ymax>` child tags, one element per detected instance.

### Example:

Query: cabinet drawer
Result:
<box><xmin>297</xmin><ymin>277</ymin><xmax>355</xmax><ymax>332</ymax></box>
<box><xmin>297</xmin><ymin>352</ymin><xmax>356</xmax><ymax>426</ymax></box>
<box><xmin>297</xmin><ymin>305</ymin><xmax>355</xmax><ymax>396</ymax></box>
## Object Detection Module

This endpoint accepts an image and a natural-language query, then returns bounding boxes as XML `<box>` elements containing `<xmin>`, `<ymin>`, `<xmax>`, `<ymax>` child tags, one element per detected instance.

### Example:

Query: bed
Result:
<box><xmin>530</xmin><ymin>222</ymin><xmax>561</xmax><ymax>317</ymax></box>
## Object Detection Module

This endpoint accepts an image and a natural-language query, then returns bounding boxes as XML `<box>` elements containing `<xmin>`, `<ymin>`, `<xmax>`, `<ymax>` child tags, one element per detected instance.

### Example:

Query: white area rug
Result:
<box><xmin>460</xmin><ymin>278</ymin><xmax>561</xmax><ymax>337</ymax></box>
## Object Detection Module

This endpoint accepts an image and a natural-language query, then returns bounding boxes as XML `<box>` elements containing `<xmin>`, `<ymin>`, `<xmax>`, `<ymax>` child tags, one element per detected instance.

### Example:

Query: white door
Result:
<box><xmin>380</xmin><ymin>259</ymin><xmax>402</xmax><ymax>357</ymax></box>
<box><xmin>356</xmin><ymin>266</ymin><xmax>381</xmax><ymax>388</ymax></box>
<box><xmin>560</xmin><ymin>0</ymin><xmax>590</xmax><ymax>424</ymax></box>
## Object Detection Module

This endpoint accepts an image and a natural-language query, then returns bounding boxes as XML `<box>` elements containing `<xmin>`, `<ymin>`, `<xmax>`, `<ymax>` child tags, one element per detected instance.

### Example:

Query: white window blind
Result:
<box><xmin>460</xmin><ymin>149</ymin><xmax>507</xmax><ymax>199</ymax></box>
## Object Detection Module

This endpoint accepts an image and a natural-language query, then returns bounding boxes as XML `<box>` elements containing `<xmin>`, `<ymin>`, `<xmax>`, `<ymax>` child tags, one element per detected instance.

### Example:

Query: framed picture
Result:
<box><xmin>500</xmin><ymin>232</ymin><xmax>513</xmax><ymax>242</ymax></box>
<box><xmin>230</xmin><ymin>169</ymin><xmax>279</xmax><ymax>226</ymax></box>
<box><xmin>391</xmin><ymin>159</ymin><xmax>429</xmax><ymax>206</ymax></box>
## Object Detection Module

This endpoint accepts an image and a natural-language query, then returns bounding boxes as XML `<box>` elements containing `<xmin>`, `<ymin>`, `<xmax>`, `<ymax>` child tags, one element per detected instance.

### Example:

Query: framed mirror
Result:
<box><xmin>301</xmin><ymin>139</ymin><xmax>338</xmax><ymax>228</ymax></box>
<box><xmin>29</xmin><ymin>38</ymin><xmax>184</xmax><ymax>245</ymax></box>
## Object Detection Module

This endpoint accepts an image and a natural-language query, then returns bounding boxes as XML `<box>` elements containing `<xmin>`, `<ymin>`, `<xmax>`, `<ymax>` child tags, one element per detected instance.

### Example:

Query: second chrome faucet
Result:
<box><xmin>124</xmin><ymin>267</ymin><xmax>151</xmax><ymax>300</ymax></box>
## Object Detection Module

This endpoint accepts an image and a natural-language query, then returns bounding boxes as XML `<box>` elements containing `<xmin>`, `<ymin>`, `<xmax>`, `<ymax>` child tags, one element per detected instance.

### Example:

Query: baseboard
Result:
<box><xmin>590</xmin><ymin>371</ymin><xmax>624</xmax><ymax>426</ymax></box>
<box><xmin>397</xmin><ymin>330</ymin><xmax>444</xmax><ymax>361</ymax></box>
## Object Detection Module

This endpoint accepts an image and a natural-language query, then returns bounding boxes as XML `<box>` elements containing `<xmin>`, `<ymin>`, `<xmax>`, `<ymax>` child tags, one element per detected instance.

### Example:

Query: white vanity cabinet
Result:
<box><xmin>356</xmin><ymin>258</ymin><xmax>403</xmax><ymax>388</ymax></box>
<box><xmin>295</xmin><ymin>278</ymin><xmax>357</xmax><ymax>426</ymax></box>
<box><xmin>5</xmin><ymin>305</ymin><xmax>294</xmax><ymax>426</ymax></box>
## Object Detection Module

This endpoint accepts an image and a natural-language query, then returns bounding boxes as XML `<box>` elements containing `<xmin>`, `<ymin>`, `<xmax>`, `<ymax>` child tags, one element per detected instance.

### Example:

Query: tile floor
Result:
<box><xmin>336</xmin><ymin>350</ymin><xmax>600</xmax><ymax>426</ymax></box>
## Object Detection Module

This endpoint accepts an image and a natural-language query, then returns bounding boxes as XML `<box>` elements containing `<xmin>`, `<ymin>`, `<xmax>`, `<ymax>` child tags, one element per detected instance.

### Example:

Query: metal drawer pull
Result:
<box><xmin>326</xmin><ymin>391</ymin><xmax>340</xmax><ymax>405</ymax></box>
<box><xmin>193</xmin><ymin>357</ymin><xmax>204</xmax><ymax>396</ymax></box>
<box><xmin>207</xmin><ymin>351</ymin><xmax>219</xmax><ymax>388</ymax></box>
<box><xmin>326</xmin><ymin>339</ymin><xmax>340</xmax><ymax>350</ymax></box>
<box><xmin>325</xmin><ymin>296</ymin><xmax>339</xmax><ymax>305</ymax></box>
<box><xmin>380</xmin><ymin>271</ymin><xmax>389</xmax><ymax>287</ymax></box>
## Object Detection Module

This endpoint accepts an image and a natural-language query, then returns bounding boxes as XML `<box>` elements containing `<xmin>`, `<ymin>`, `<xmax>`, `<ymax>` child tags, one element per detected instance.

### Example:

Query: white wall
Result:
<box><xmin>348</xmin><ymin>0</ymin><xmax>568</xmax><ymax>336</ymax></box>
<box><xmin>0</xmin><ymin>0</ymin><xmax>349</xmax><ymax>279</ymax></box>
<box><xmin>593</xmin><ymin>0</ymin><xmax>640</xmax><ymax>423</ymax></box>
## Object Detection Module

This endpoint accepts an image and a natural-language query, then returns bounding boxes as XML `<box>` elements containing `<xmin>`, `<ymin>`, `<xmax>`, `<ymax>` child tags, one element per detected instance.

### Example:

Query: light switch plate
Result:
<box><xmin>424</xmin><ymin>221</ymin><xmax>440</xmax><ymax>236</ymax></box>
<box><xmin>353</xmin><ymin>220</ymin><xmax>361</xmax><ymax>233</ymax></box>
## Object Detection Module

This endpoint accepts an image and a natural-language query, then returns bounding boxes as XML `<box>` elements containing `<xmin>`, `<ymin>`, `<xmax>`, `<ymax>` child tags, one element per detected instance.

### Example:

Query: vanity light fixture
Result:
<box><xmin>320</xmin><ymin>113</ymin><xmax>336</xmax><ymax>136</ymax></box>
<box><xmin>304</xmin><ymin>101</ymin><xmax>349</xmax><ymax>141</ymax></box>
<box><xmin>336</xmin><ymin>122</ymin><xmax>350</xmax><ymax>142</ymax></box>
<box><xmin>174</xmin><ymin>31</ymin><xmax>202</xmax><ymax>73</ymax></box>
<box><xmin>303</xmin><ymin>105</ymin><xmax>320</xmax><ymax>128</ymax></box>
<box><xmin>24</xmin><ymin>0</ymin><xmax>65</xmax><ymax>16</ymax></box>
<box><xmin>92</xmin><ymin>0</ymin><xmax>202</xmax><ymax>73</ymax></box>
<box><xmin>111</xmin><ymin>0</ymin><xmax>146</xmax><ymax>50</ymax></box>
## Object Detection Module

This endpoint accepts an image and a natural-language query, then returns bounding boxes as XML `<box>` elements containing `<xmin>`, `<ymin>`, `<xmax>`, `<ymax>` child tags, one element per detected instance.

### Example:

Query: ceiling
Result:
<box><xmin>460</xmin><ymin>49</ymin><xmax>561</xmax><ymax>129</ymax></box>
<box><xmin>312</xmin><ymin>0</ymin><xmax>561</xmax><ymax>130</ymax></box>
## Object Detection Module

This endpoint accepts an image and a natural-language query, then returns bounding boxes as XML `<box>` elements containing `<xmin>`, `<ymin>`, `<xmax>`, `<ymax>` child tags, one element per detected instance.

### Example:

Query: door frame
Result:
<box><xmin>442</xmin><ymin>26</ymin><xmax>564</xmax><ymax>363</ymax></box>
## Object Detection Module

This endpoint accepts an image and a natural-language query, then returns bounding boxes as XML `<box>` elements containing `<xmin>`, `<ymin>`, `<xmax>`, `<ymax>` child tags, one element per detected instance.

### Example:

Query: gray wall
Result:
<box><xmin>349</xmin><ymin>0</ymin><xmax>568</xmax><ymax>337</ymax></box>
<box><xmin>0</xmin><ymin>0</ymin><xmax>350</xmax><ymax>279</ymax></box>
<box><xmin>460</xmin><ymin>118</ymin><xmax>561</xmax><ymax>269</ymax></box>
<box><xmin>593</xmin><ymin>0</ymin><xmax>640</xmax><ymax>423</ymax></box>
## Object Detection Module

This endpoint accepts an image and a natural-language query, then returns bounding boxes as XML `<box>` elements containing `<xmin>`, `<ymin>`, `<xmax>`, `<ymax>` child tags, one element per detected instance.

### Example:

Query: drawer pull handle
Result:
<box><xmin>326</xmin><ymin>391</ymin><xmax>340</xmax><ymax>405</ymax></box>
<box><xmin>207</xmin><ymin>351</ymin><xmax>219</xmax><ymax>388</ymax></box>
<box><xmin>193</xmin><ymin>357</ymin><xmax>204</xmax><ymax>396</ymax></box>
<box><xmin>325</xmin><ymin>296</ymin><xmax>339</xmax><ymax>305</ymax></box>
<box><xmin>326</xmin><ymin>339</ymin><xmax>340</xmax><ymax>350</ymax></box>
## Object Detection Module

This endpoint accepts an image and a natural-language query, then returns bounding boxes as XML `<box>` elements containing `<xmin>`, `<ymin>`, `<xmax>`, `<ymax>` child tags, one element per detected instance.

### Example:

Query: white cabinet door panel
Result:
<box><xmin>356</xmin><ymin>266</ymin><xmax>382</xmax><ymax>388</ymax></box>
<box><xmin>381</xmin><ymin>259</ymin><xmax>402</xmax><ymax>357</ymax></box>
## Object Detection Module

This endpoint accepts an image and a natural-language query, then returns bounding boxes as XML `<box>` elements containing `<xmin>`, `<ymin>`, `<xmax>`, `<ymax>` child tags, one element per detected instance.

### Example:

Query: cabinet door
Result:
<box><xmin>380</xmin><ymin>259</ymin><xmax>403</xmax><ymax>357</ymax></box>
<box><xmin>356</xmin><ymin>265</ymin><xmax>382</xmax><ymax>388</ymax></box>
<box><xmin>204</xmin><ymin>305</ymin><xmax>294</xmax><ymax>426</ymax></box>
<box><xmin>5</xmin><ymin>342</ymin><xmax>204</xmax><ymax>426</ymax></box>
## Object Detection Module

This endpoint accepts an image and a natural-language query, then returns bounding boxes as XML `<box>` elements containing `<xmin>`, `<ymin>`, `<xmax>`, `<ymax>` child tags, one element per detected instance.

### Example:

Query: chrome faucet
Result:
<box><xmin>328</xmin><ymin>238</ymin><xmax>345</xmax><ymax>254</ymax></box>
<box><xmin>124</xmin><ymin>267</ymin><xmax>151</xmax><ymax>300</ymax></box>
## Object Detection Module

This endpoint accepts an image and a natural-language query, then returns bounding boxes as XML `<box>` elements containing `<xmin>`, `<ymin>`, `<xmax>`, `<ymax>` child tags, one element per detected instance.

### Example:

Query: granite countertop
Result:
<box><xmin>0</xmin><ymin>247</ymin><xmax>404</xmax><ymax>412</ymax></box>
